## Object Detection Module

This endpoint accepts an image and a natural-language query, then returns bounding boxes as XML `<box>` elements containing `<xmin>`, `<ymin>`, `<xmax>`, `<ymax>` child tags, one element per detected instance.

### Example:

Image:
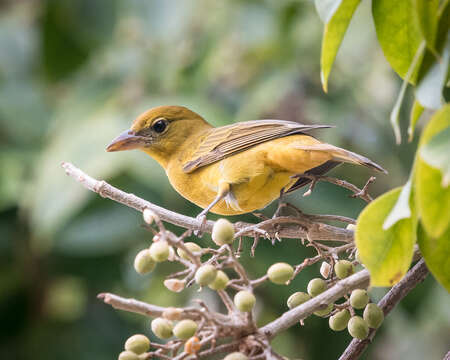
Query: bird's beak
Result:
<box><xmin>106</xmin><ymin>130</ymin><xmax>147</xmax><ymax>152</ymax></box>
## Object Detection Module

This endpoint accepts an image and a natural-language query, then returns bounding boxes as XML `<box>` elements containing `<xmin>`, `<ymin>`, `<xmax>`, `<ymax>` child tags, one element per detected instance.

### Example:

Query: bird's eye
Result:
<box><xmin>152</xmin><ymin>119</ymin><xmax>167</xmax><ymax>133</ymax></box>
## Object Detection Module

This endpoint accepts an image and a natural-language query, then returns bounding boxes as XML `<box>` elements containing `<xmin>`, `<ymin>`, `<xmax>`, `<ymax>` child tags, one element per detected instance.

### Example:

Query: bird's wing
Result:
<box><xmin>183</xmin><ymin>120</ymin><xmax>331</xmax><ymax>173</ymax></box>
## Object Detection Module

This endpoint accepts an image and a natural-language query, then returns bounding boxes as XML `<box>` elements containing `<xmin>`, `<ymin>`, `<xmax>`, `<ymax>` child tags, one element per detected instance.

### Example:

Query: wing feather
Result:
<box><xmin>183</xmin><ymin>120</ymin><xmax>331</xmax><ymax>173</ymax></box>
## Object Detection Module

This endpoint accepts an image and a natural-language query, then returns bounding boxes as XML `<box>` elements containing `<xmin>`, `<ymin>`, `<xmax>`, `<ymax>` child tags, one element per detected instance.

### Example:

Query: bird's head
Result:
<box><xmin>107</xmin><ymin>105</ymin><xmax>210</xmax><ymax>166</ymax></box>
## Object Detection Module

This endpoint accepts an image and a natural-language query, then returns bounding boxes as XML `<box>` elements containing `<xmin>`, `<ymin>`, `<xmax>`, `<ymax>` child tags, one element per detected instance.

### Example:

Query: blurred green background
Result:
<box><xmin>0</xmin><ymin>0</ymin><xmax>448</xmax><ymax>359</ymax></box>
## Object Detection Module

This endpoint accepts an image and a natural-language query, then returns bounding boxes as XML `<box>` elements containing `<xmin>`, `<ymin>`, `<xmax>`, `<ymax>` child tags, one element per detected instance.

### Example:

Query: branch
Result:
<box><xmin>338</xmin><ymin>259</ymin><xmax>429</xmax><ymax>360</ymax></box>
<box><xmin>61</xmin><ymin>162</ymin><xmax>353</xmax><ymax>241</ymax></box>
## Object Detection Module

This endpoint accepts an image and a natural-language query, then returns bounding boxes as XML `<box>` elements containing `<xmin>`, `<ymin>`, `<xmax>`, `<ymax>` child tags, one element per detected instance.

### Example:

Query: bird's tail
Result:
<box><xmin>294</xmin><ymin>143</ymin><xmax>387</xmax><ymax>174</ymax></box>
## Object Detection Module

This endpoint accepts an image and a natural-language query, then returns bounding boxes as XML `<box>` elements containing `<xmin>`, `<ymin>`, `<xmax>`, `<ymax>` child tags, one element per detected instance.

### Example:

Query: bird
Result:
<box><xmin>107</xmin><ymin>105</ymin><xmax>386</xmax><ymax>221</ymax></box>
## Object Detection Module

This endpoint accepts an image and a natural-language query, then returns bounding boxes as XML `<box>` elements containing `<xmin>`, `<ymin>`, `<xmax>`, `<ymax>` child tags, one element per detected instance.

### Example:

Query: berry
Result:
<box><xmin>267</xmin><ymin>263</ymin><xmax>294</xmax><ymax>285</ymax></box>
<box><xmin>320</xmin><ymin>261</ymin><xmax>332</xmax><ymax>279</ymax></box>
<box><xmin>287</xmin><ymin>292</ymin><xmax>311</xmax><ymax>309</ymax></box>
<box><xmin>307</xmin><ymin>278</ymin><xmax>327</xmax><ymax>297</ymax></box>
<box><xmin>162</xmin><ymin>307</ymin><xmax>183</xmax><ymax>321</ymax></box>
<box><xmin>118</xmin><ymin>351</ymin><xmax>139</xmax><ymax>360</ymax></box>
<box><xmin>224</xmin><ymin>352</ymin><xmax>248</xmax><ymax>360</ymax></box>
<box><xmin>350</xmin><ymin>289</ymin><xmax>369</xmax><ymax>309</ymax></box>
<box><xmin>184</xmin><ymin>336</ymin><xmax>201</xmax><ymax>355</ymax></box>
<box><xmin>149</xmin><ymin>241</ymin><xmax>170</xmax><ymax>262</ymax></box>
<box><xmin>163</xmin><ymin>279</ymin><xmax>185</xmax><ymax>292</ymax></box>
<box><xmin>347</xmin><ymin>316</ymin><xmax>369</xmax><ymax>339</ymax></box>
<box><xmin>177</xmin><ymin>242</ymin><xmax>202</xmax><ymax>260</ymax></box>
<box><xmin>234</xmin><ymin>291</ymin><xmax>256</xmax><ymax>312</ymax></box>
<box><xmin>329</xmin><ymin>309</ymin><xmax>351</xmax><ymax>331</ymax></box>
<box><xmin>124</xmin><ymin>334</ymin><xmax>150</xmax><ymax>354</ymax></box>
<box><xmin>151</xmin><ymin>318</ymin><xmax>173</xmax><ymax>339</ymax></box>
<box><xmin>212</xmin><ymin>218</ymin><xmax>235</xmax><ymax>245</ymax></box>
<box><xmin>208</xmin><ymin>270</ymin><xmax>229</xmax><ymax>291</ymax></box>
<box><xmin>133</xmin><ymin>249</ymin><xmax>156</xmax><ymax>275</ymax></box>
<box><xmin>363</xmin><ymin>303</ymin><xmax>384</xmax><ymax>328</ymax></box>
<box><xmin>195</xmin><ymin>265</ymin><xmax>218</xmax><ymax>286</ymax></box>
<box><xmin>334</xmin><ymin>260</ymin><xmax>355</xmax><ymax>279</ymax></box>
<box><xmin>313</xmin><ymin>303</ymin><xmax>333</xmax><ymax>317</ymax></box>
<box><xmin>173</xmin><ymin>319</ymin><xmax>198</xmax><ymax>340</ymax></box>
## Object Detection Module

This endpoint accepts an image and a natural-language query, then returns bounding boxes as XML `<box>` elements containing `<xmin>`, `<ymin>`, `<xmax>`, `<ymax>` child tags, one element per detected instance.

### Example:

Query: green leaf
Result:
<box><xmin>372</xmin><ymin>0</ymin><xmax>423</xmax><ymax>83</ymax></box>
<box><xmin>356</xmin><ymin>188</ymin><xmax>416</xmax><ymax>287</ymax></box>
<box><xmin>421</xmin><ymin>127</ymin><xmax>450</xmax><ymax>187</ymax></box>
<box><xmin>414</xmin><ymin>104</ymin><xmax>450</xmax><ymax>238</ymax></box>
<box><xmin>408</xmin><ymin>99</ymin><xmax>425</xmax><ymax>142</ymax></box>
<box><xmin>320</xmin><ymin>0</ymin><xmax>362</xmax><ymax>92</ymax></box>
<box><xmin>414</xmin><ymin>0</ymin><xmax>439</xmax><ymax>55</ymax></box>
<box><xmin>418</xmin><ymin>223</ymin><xmax>450</xmax><ymax>292</ymax></box>
<box><xmin>383</xmin><ymin>180</ymin><xmax>412</xmax><ymax>230</ymax></box>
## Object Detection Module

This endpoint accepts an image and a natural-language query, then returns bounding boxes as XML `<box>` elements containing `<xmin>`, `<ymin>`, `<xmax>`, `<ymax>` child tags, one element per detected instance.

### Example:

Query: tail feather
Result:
<box><xmin>293</xmin><ymin>143</ymin><xmax>387</xmax><ymax>174</ymax></box>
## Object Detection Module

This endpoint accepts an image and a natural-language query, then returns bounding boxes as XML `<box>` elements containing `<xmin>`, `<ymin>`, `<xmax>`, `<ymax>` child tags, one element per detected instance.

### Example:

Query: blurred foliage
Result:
<box><xmin>0</xmin><ymin>1</ymin><xmax>448</xmax><ymax>359</ymax></box>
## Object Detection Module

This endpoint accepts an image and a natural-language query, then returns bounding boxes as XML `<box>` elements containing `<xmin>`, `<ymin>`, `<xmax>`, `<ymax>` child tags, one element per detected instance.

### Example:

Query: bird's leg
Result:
<box><xmin>195</xmin><ymin>182</ymin><xmax>230</xmax><ymax>237</ymax></box>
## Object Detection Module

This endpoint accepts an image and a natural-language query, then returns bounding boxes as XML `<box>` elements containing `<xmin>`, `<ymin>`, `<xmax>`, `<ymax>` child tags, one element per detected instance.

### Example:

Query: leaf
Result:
<box><xmin>383</xmin><ymin>180</ymin><xmax>412</xmax><ymax>230</ymax></box>
<box><xmin>418</xmin><ymin>223</ymin><xmax>450</xmax><ymax>292</ymax></box>
<box><xmin>414</xmin><ymin>104</ymin><xmax>450</xmax><ymax>238</ymax></box>
<box><xmin>315</xmin><ymin>0</ymin><xmax>343</xmax><ymax>23</ymax></box>
<box><xmin>420</xmin><ymin>127</ymin><xmax>450</xmax><ymax>187</ymax></box>
<box><xmin>320</xmin><ymin>0</ymin><xmax>362</xmax><ymax>92</ymax></box>
<box><xmin>372</xmin><ymin>0</ymin><xmax>423</xmax><ymax>83</ymax></box>
<box><xmin>356</xmin><ymin>188</ymin><xmax>416</xmax><ymax>287</ymax></box>
<box><xmin>414</xmin><ymin>0</ymin><xmax>439</xmax><ymax>55</ymax></box>
<box><xmin>408</xmin><ymin>99</ymin><xmax>425</xmax><ymax>142</ymax></box>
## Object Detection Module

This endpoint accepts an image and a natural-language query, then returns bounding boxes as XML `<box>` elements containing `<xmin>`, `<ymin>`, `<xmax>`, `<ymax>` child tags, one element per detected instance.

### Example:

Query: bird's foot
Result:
<box><xmin>194</xmin><ymin>213</ymin><xmax>208</xmax><ymax>238</ymax></box>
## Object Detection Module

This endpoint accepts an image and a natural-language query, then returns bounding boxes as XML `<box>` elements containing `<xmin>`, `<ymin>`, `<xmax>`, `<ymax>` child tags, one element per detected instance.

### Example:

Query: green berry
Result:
<box><xmin>347</xmin><ymin>316</ymin><xmax>369</xmax><ymax>339</ymax></box>
<box><xmin>224</xmin><ymin>352</ymin><xmax>248</xmax><ymax>360</ymax></box>
<box><xmin>134</xmin><ymin>249</ymin><xmax>156</xmax><ymax>275</ymax></box>
<box><xmin>149</xmin><ymin>241</ymin><xmax>170</xmax><ymax>262</ymax></box>
<box><xmin>195</xmin><ymin>265</ymin><xmax>218</xmax><ymax>286</ymax></box>
<box><xmin>334</xmin><ymin>260</ymin><xmax>355</xmax><ymax>279</ymax></box>
<box><xmin>363</xmin><ymin>303</ymin><xmax>384</xmax><ymax>328</ymax></box>
<box><xmin>177</xmin><ymin>242</ymin><xmax>202</xmax><ymax>260</ymax></box>
<box><xmin>124</xmin><ymin>334</ymin><xmax>150</xmax><ymax>354</ymax></box>
<box><xmin>208</xmin><ymin>270</ymin><xmax>229</xmax><ymax>291</ymax></box>
<box><xmin>350</xmin><ymin>289</ymin><xmax>369</xmax><ymax>309</ymax></box>
<box><xmin>212</xmin><ymin>218</ymin><xmax>235</xmax><ymax>245</ymax></box>
<box><xmin>267</xmin><ymin>262</ymin><xmax>294</xmax><ymax>285</ymax></box>
<box><xmin>329</xmin><ymin>309</ymin><xmax>351</xmax><ymax>331</ymax></box>
<box><xmin>307</xmin><ymin>278</ymin><xmax>327</xmax><ymax>297</ymax></box>
<box><xmin>234</xmin><ymin>290</ymin><xmax>256</xmax><ymax>312</ymax></box>
<box><xmin>151</xmin><ymin>318</ymin><xmax>173</xmax><ymax>339</ymax></box>
<box><xmin>173</xmin><ymin>319</ymin><xmax>198</xmax><ymax>340</ymax></box>
<box><xmin>313</xmin><ymin>303</ymin><xmax>333</xmax><ymax>317</ymax></box>
<box><xmin>118</xmin><ymin>351</ymin><xmax>139</xmax><ymax>360</ymax></box>
<box><xmin>287</xmin><ymin>292</ymin><xmax>311</xmax><ymax>309</ymax></box>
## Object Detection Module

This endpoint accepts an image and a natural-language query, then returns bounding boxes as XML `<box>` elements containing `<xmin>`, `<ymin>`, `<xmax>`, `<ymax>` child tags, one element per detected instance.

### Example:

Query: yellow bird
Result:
<box><xmin>107</xmin><ymin>106</ymin><xmax>386</xmax><ymax>219</ymax></box>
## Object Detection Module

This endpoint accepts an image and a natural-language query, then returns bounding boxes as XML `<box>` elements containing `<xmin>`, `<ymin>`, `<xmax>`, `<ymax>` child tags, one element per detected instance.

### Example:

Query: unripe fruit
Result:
<box><xmin>348</xmin><ymin>316</ymin><xmax>369</xmax><ymax>339</ymax></box>
<box><xmin>320</xmin><ymin>261</ymin><xmax>332</xmax><ymax>279</ymax></box>
<box><xmin>224</xmin><ymin>352</ymin><xmax>248</xmax><ymax>360</ymax></box>
<box><xmin>313</xmin><ymin>303</ymin><xmax>333</xmax><ymax>317</ymax></box>
<box><xmin>177</xmin><ymin>242</ymin><xmax>202</xmax><ymax>260</ymax></box>
<box><xmin>124</xmin><ymin>334</ymin><xmax>150</xmax><ymax>354</ymax></box>
<box><xmin>329</xmin><ymin>309</ymin><xmax>351</xmax><ymax>331</ymax></box>
<box><xmin>143</xmin><ymin>208</ymin><xmax>159</xmax><ymax>225</ymax></box>
<box><xmin>118</xmin><ymin>350</ymin><xmax>139</xmax><ymax>360</ymax></box>
<box><xmin>149</xmin><ymin>241</ymin><xmax>170</xmax><ymax>262</ymax></box>
<box><xmin>267</xmin><ymin>262</ymin><xmax>294</xmax><ymax>285</ymax></box>
<box><xmin>234</xmin><ymin>290</ymin><xmax>256</xmax><ymax>312</ymax></box>
<box><xmin>287</xmin><ymin>292</ymin><xmax>311</xmax><ymax>309</ymax></box>
<box><xmin>134</xmin><ymin>249</ymin><xmax>156</xmax><ymax>275</ymax></box>
<box><xmin>162</xmin><ymin>307</ymin><xmax>183</xmax><ymax>321</ymax></box>
<box><xmin>173</xmin><ymin>319</ymin><xmax>198</xmax><ymax>340</ymax></box>
<box><xmin>151</xmin><ymin>318</ymin><xmax>173</xmax><ymax>339</ymax></box>
<box><xmin>212</xmin><ymin>218</ymin><xmax>235</xmax><ymax>245</ymax></box>
<box><xmin>195</xmin><ymin>265</ymin><xmax>218</xmax><ymax>286</ymax></box>
<box><xmin>307</xmin><ymin>278</ymin><xmax>327</xmax><ymax>297</ymax></box>
<box><xmin>208</xmin><ymin>270</ymin><xmax>229</xmax><ymax>291</ymax></box>
<box><xmin>334</xmin><ymin>260</ymin><xmax>355</xmax><ymax>279</ymax></box>
<box><xmin>184</xmin><ymin>336</ymin><xmax>201</xmax><ymax>355</ymax></box>
<box><xmin>164</xmin><ymin>279</ymin><xmax>185</xmax><ymax>293</ymax></box>
<box><xmin>350</xmin><ymin>289</ymin><xmax>369</xmax><ymax>309</ymax></box>
<box><xmin>363</xmin><ymin>303</ymin><xmax>384</xmax><ymax>328</ymax></box>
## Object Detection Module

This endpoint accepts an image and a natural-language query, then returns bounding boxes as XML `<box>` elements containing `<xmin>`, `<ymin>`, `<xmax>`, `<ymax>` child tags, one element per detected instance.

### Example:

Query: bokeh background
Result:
<box><xmin>0</xmin><ymin>0</ymin><xmax>449</xmax><ymax>359</ymax></box>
